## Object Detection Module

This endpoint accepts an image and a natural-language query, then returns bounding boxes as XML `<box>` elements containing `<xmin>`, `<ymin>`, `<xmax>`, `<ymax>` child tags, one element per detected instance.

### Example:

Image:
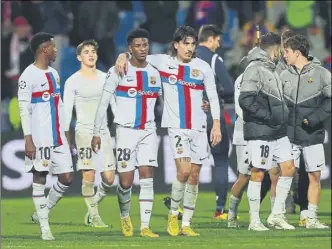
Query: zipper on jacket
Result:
<box><xmin>294</xmin><ymin>69</ymin><xmax>302</xmax><ymax>142</ymax></box>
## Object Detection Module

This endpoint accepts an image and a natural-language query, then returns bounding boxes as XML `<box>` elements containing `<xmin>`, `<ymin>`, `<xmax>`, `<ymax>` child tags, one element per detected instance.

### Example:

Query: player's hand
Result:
<box><xmin>25</xmin><ymin>135</ymin><xmax>36</xmax><ymax>160</ymax></box>
<box><xmin>115</xmin><ymin>53</ymin><xmax>128</xmax><ymax>77</ymax></box>
<box><xmin>210</xmin><ymin>121</ymin><xmax>222</xmax><ymax>147</ymax></box>
<box><xmin>91</xmin><ymin>136</ymin><xmax>101</xmax><ymax>153</ymax></box>
<box><xmin>70</xmin><ymin>144</ymin><xmax>77</xmax><ymax>157</ymax></box>
<box><xmin>303</xmin><ymin>118</ymin><xmax>309</xmax><ymax>125</ymax></box>
<box><xmin>201</xmin><ymin>100</ymin><xmax>209</xmax><ymax>113</ymax></box>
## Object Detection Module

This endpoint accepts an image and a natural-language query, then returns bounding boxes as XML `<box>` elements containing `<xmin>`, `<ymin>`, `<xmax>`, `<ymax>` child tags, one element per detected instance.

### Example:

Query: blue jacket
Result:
<box><xmin>196</xmin><ymin>45</ymin><xmax>234</xmax><ymax>125</ymax></box>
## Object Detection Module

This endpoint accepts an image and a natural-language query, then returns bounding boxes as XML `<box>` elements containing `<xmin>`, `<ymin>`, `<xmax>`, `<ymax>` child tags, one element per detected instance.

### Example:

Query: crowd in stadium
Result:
<box><xmin>1</xmin><ymin>0</ymin><xmax>331</xmax><ymax>241</ymax></box>
<box><xmin>1</xmin><ymin>0</ymin><xmax>331</xmax><ymax>132</ymax></box>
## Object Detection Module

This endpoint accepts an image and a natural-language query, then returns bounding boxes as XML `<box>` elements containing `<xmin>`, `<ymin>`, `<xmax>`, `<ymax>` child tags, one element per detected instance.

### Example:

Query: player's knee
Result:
<box><xmin>177</xmin><ymin>170</ymin><xmax>191</xmax><ymax>182</ymax></box>
<box><xmin>58</xmin><ymin>173</ymin><xmax>73</xmax><ymax>186</ymax></box>
<box><xmin>103</xmin><ymin>175</ymin><xmax>114</xmax><ymax>186</ymax></box>
<box><xmin>32</xmin><ymin>171</ymin><xmax>48</xmax><ymax>184</ymax></box>
<box><xmin>238</xmin><ymin>173</ymin><xmax>250</xmax><ymax>185</ymax></box>
<box><xmin>280</xmin><ymin>160</ymin><xmax>296</xmax><ymax>176</ymax></box>
<box><xmin>250</xmin><ymin>168</ymin><xmax>265</xmax><ymax>182</ymax></box>
<box><xmin>82</xmin><ymin>180</ymin><xmax>94</xmax><ymax>197</ymax></box>
<box><xmin>120</xmin><ymin>181</ymin><xmax>132</xmax><ymax>190</ymax></box>
<box><xmin>308</xmin><ymin>172</ymin><xmax>321</xmax><ymax>187</ymax></box>
<box><xmin>269</xmin><ymin>167</ymin><xmax>280</xmax><ymax>177</ymax></box>
<box><xmin>83</xmin><ymin>170</ymin><xmax>96</xmax><ymax>182</ymax></box>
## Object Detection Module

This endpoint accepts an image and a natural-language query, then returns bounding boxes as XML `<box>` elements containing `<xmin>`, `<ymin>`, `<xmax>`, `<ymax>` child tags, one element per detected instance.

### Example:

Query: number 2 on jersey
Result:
<box><xmin>174</xmin><ymin>135</ymin><xmax>182</xmax><ymax>148</ymax></box>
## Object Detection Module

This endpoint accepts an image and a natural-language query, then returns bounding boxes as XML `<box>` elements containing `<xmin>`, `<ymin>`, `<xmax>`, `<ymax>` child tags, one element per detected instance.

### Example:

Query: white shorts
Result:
<box><xmin>116</xmin><ymin>126</ymin><xmax>158</xmax><ymax>173</ymax></box>
<box><xmin>236</xmin><ymin>145</ymin><xmax>250</xmax><ymax>175</ymax></box>
<box><xmin>168</xmin><ymin>128</ymin><xmax>209</xmax><ymax>164</ymax></box>
<box><xmin>25</xmin><ymin>144</ymin><xmax>73</xmax><ymax>174</ymax></box>
<box><xmin>236</xmin><ymin>144</ymin><xmax>279</xmax><ymax>175</ymax></box>
<box><xmin>292</xmin><ymin>143</ymin><xmax>325</xmax><ymax>172</ymax></box>
<box><xmin>75</xmin><ymin>130</ymin><xmax>115</xmax><ymax>172</ymax></box>
<box><xmin>248</xmin><ymin>136</ymin><xmax>292</xmax><ymax>170</ymax></box>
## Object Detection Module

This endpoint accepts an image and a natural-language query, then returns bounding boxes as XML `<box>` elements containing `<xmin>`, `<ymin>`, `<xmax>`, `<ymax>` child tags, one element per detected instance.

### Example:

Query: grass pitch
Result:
<box><xmin>2</xmin><ymin>190</ymin><xmax>331</xmax><ymax>249</ymax></box>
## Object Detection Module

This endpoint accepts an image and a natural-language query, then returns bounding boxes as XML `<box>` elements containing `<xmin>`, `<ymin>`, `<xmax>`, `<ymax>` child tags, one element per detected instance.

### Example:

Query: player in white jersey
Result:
<box><xmin>63</xmin><ymin>40</ymin><xmax>116</xmax><ymax>228</ymax></box>
<box><xmin>115</xmin><ymin>26</ymin><xmax>222</xmax><ymax>236</ymax></box>
<box><xmin>227</xmin><ymin>70</ymin><xmax>280</xmax><ymax>228</ymax></box>
<box><xmin>92</xmin><ymin>29</ymin><xmax>162</xmax><ymax>238</ymax></box>
<box><xmin>18</xmin><ymin>32</ymin><xmax>73</xmax><ymax>241</ymax></box>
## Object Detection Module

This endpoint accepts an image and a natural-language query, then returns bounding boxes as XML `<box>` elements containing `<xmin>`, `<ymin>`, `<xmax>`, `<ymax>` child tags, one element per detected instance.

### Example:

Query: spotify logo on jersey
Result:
<box><xmin>42</xmin><ymin>91</ymin><xmax>51</xmax><ymax>101</ymax></box>
<box><xmin>127</xmin><ymin>88</ymin><xmax>137</xmax><ymax>97</ymax></box>
<box><xmin>168</xmin><ymin>75</ymin><xmax>177</xmax><ymax>85</ymax></box>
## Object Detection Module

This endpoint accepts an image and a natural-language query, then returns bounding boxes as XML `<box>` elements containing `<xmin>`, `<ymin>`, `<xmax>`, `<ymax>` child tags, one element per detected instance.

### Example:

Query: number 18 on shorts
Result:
<box><xmin>248</xmin><ymin>140</ymin><xmax>272</xmax><ymax>170</ymax></box>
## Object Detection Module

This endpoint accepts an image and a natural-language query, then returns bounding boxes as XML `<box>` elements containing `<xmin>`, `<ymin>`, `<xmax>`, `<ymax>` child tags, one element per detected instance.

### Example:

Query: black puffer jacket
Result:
<box><xmin>281</xmin><ymin>60</ymin><xmax>331</xmax><ymax>146</ymax></box>
<box><xmin>239</xmin><ymin>48</ymin><xmax>289</xmax><ymax>141</ymax></box>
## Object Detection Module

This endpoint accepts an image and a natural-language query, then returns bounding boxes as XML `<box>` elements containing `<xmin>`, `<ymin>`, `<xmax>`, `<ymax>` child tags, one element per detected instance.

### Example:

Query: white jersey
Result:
<box><xmin>146</xmin><ymin>54</ymin><xmax>220</xmax><ymax>131</ymax></box>
<box><xmin>93</xmin><ymin>62</ymin><xmax>162</xmax><ymax>135</ymax></box>
<box><xmin>18</xmin><ymin>64</ymin><xmax>67</xmax><ymax>147</ymax></box>
<box><xmin>63</xmin><ymin>70</ymin><xmax>108</xmax><ymax>132</ymax></box>
<box><xmin>233</xmin><ymin>73</ymin><xmax>247</xmax><ymax>145</ymax></box>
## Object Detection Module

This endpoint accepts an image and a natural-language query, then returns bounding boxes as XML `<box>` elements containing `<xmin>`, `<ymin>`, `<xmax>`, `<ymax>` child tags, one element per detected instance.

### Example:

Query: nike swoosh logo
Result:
<box><xmin>199</xmin><ymin>157</ymin><xmax>207</xmax><ymax>161</ymax></box>
<box><xmin>41</xmin><ymin>82</ymin><xmax>47</xmax><ymax>87</ymax></box>
<box><xmin>149</xmin><ymin>159</ymin><xmax>156</xmax><ymax>162</ymax></box>
<box><xmin>317</xmin><ymin>164</ymin><xmax>324</xmax><ymax>167</ymax></box>
<box><xmin>169</xmin><ymin>66</ymin><xmax>177</xmax><ymax>70</ymax></box>
<box><xmin>126</xmin><ymin>79</ymin><xmax>134</xmax><ymax>82</ymax></box>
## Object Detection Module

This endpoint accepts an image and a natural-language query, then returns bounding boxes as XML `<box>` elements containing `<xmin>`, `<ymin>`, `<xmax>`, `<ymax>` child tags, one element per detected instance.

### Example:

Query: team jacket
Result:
<box><xmin>281</xmin><ymin>61</ymin><xmax>331</xmax><ymax>146</ymax></box>
<box><xmin>239</xmin><ymin>48</ymin><xmax>289</xmax><ymax>141</ymax></box>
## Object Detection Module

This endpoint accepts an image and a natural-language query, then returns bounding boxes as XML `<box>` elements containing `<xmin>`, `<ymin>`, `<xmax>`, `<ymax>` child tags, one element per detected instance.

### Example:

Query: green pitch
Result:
<box><xmin>2</xmin><ymin>190</ymin><xmax>331</xmax><ymax>249</ymax></box>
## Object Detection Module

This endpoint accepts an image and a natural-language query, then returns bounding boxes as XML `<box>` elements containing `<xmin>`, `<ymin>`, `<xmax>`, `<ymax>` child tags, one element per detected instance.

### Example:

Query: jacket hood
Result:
<box><xmin>247</xmin><ymin>48</ymin><xmax>276</xmax><ymax>71</ymax></box>
<box><xmin>308</xmin><ymin>55</ymin><xmax>321</xmax><ymax>65</ymax></box>
<box><xmin>239</xmin><ymin>47</ymin><xmax>261</xmax><ymax>69</ymax></box>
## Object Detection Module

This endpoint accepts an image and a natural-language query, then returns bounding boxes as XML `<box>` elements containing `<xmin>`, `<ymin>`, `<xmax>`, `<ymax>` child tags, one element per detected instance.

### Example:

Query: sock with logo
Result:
<box><xmin>182</xmin><ymin>183</ymin><xmax>198</xmax><ymax>227</ymax></box>
<box><xmin>94</xmin><ymin>180</ymin><xmax>112</xmax><ymax>204</ymax></box>
<box><xmin>82</xmin><ymin>180</ymin><xmax>99</xmax><ymax>218</ymax></box>
<box><xmin>247</xmin><ymin>180</ymin><xmax>262</xmax><ymax>223</ymax></box>
<box><xmin>47</xmin><ymin>180</ymin><xmax>70</xmax><ymax>211</ymax></box>
<box><xmin>139</xmin><ymin>178</ymin><xmax>154</xmax><ymax>229</ymax></box>
<box><xmin>32</xmin><ymin>183</ymin><xmax>50</xmax><ymax>229</ymax></box>
<box><xmin>117</xmin><ymin>184</ymin><xmax>132</xmax><ymax>217</ymax></box>
<box><xmin>272</xmin><ymin>177</ymin><xmax>293</xmax><ymax>215</ymax></box>
<box><xmin>170</xmin><ymin>178</ymin><xmax>186</xmax><ymax>215</ymax></box>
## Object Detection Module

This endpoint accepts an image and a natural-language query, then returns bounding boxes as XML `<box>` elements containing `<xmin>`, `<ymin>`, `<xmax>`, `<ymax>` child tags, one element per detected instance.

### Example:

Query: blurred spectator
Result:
<box><xmin>240</xmin><ymin>11</ymin><xmax>274</xmax><ymax>54</ymax></box>
<box><xmin>185</xmin><ymin>0</ymin><xmax>228</xmax><ymax>58</ymax></box>
<box><xmin>275</xmin><ymin>14</ymin><xmax>291</xmax><ymax>35</ymax></box>
<box><xmin>227</xmin><ymin>0</ymin><xmax>266</xmax><ymax>29</ymax></box>
<box><xmin>67</xmin><ymin>1</ymin><xmax>84</xmax><ymax>47</ymax></box>
<box><xmin>20</xmin><ymin>1</ymin><xmax>43</xmax><ymax>34</ymax></box>
<box><xmin>34</xmin><ymin>1</ymin><xmax>71</xmax><ymax>71</ymax></box>
<box><xmin>77</xmin><ymin>1</ymin><xmax>119</xmax><ymax>69</ymax></box>
<box><xmin>185</xmin><ymin>1</ymin><xmax>227</xmax><ymax>33</ymax></box>
<box><xmin>1</xmin><ymin>0</ymin><xmax>22</xmax><ymax>38</ymax></box>
<box><xmin>324</xmin><ymin>41</ymin><xmax>331</xmax><ymax>72</ymax></box>
<box><xmin>8</xmin><ymin>97</ymin><xmax>21</xmax><ymax>131</ymax></box>
<box><xmin>285</xmin><ymin>0</ymin><xmax>315</xmax><ymax>36</ymax></box>
<box><xmin>142</xmin><ymin>1</ymin><xmax>179</xmax><ymax>54</ymax></box>
<box><xmin>2</xmin><ymin>16</ymin><xmax>33</xmax><ymax>98</ymax></box>
<box><xmin>316</xmin><ymin>0</ymin><xmax>331</xmax><ymax>49</ymax></box>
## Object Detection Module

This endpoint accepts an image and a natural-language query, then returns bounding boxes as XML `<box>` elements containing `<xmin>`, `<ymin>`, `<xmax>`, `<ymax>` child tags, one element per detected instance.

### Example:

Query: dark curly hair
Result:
<box><xmin>167</xmin><ymin>26</ymin><xmax>197</xmax><ymax>58</ymax></box>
